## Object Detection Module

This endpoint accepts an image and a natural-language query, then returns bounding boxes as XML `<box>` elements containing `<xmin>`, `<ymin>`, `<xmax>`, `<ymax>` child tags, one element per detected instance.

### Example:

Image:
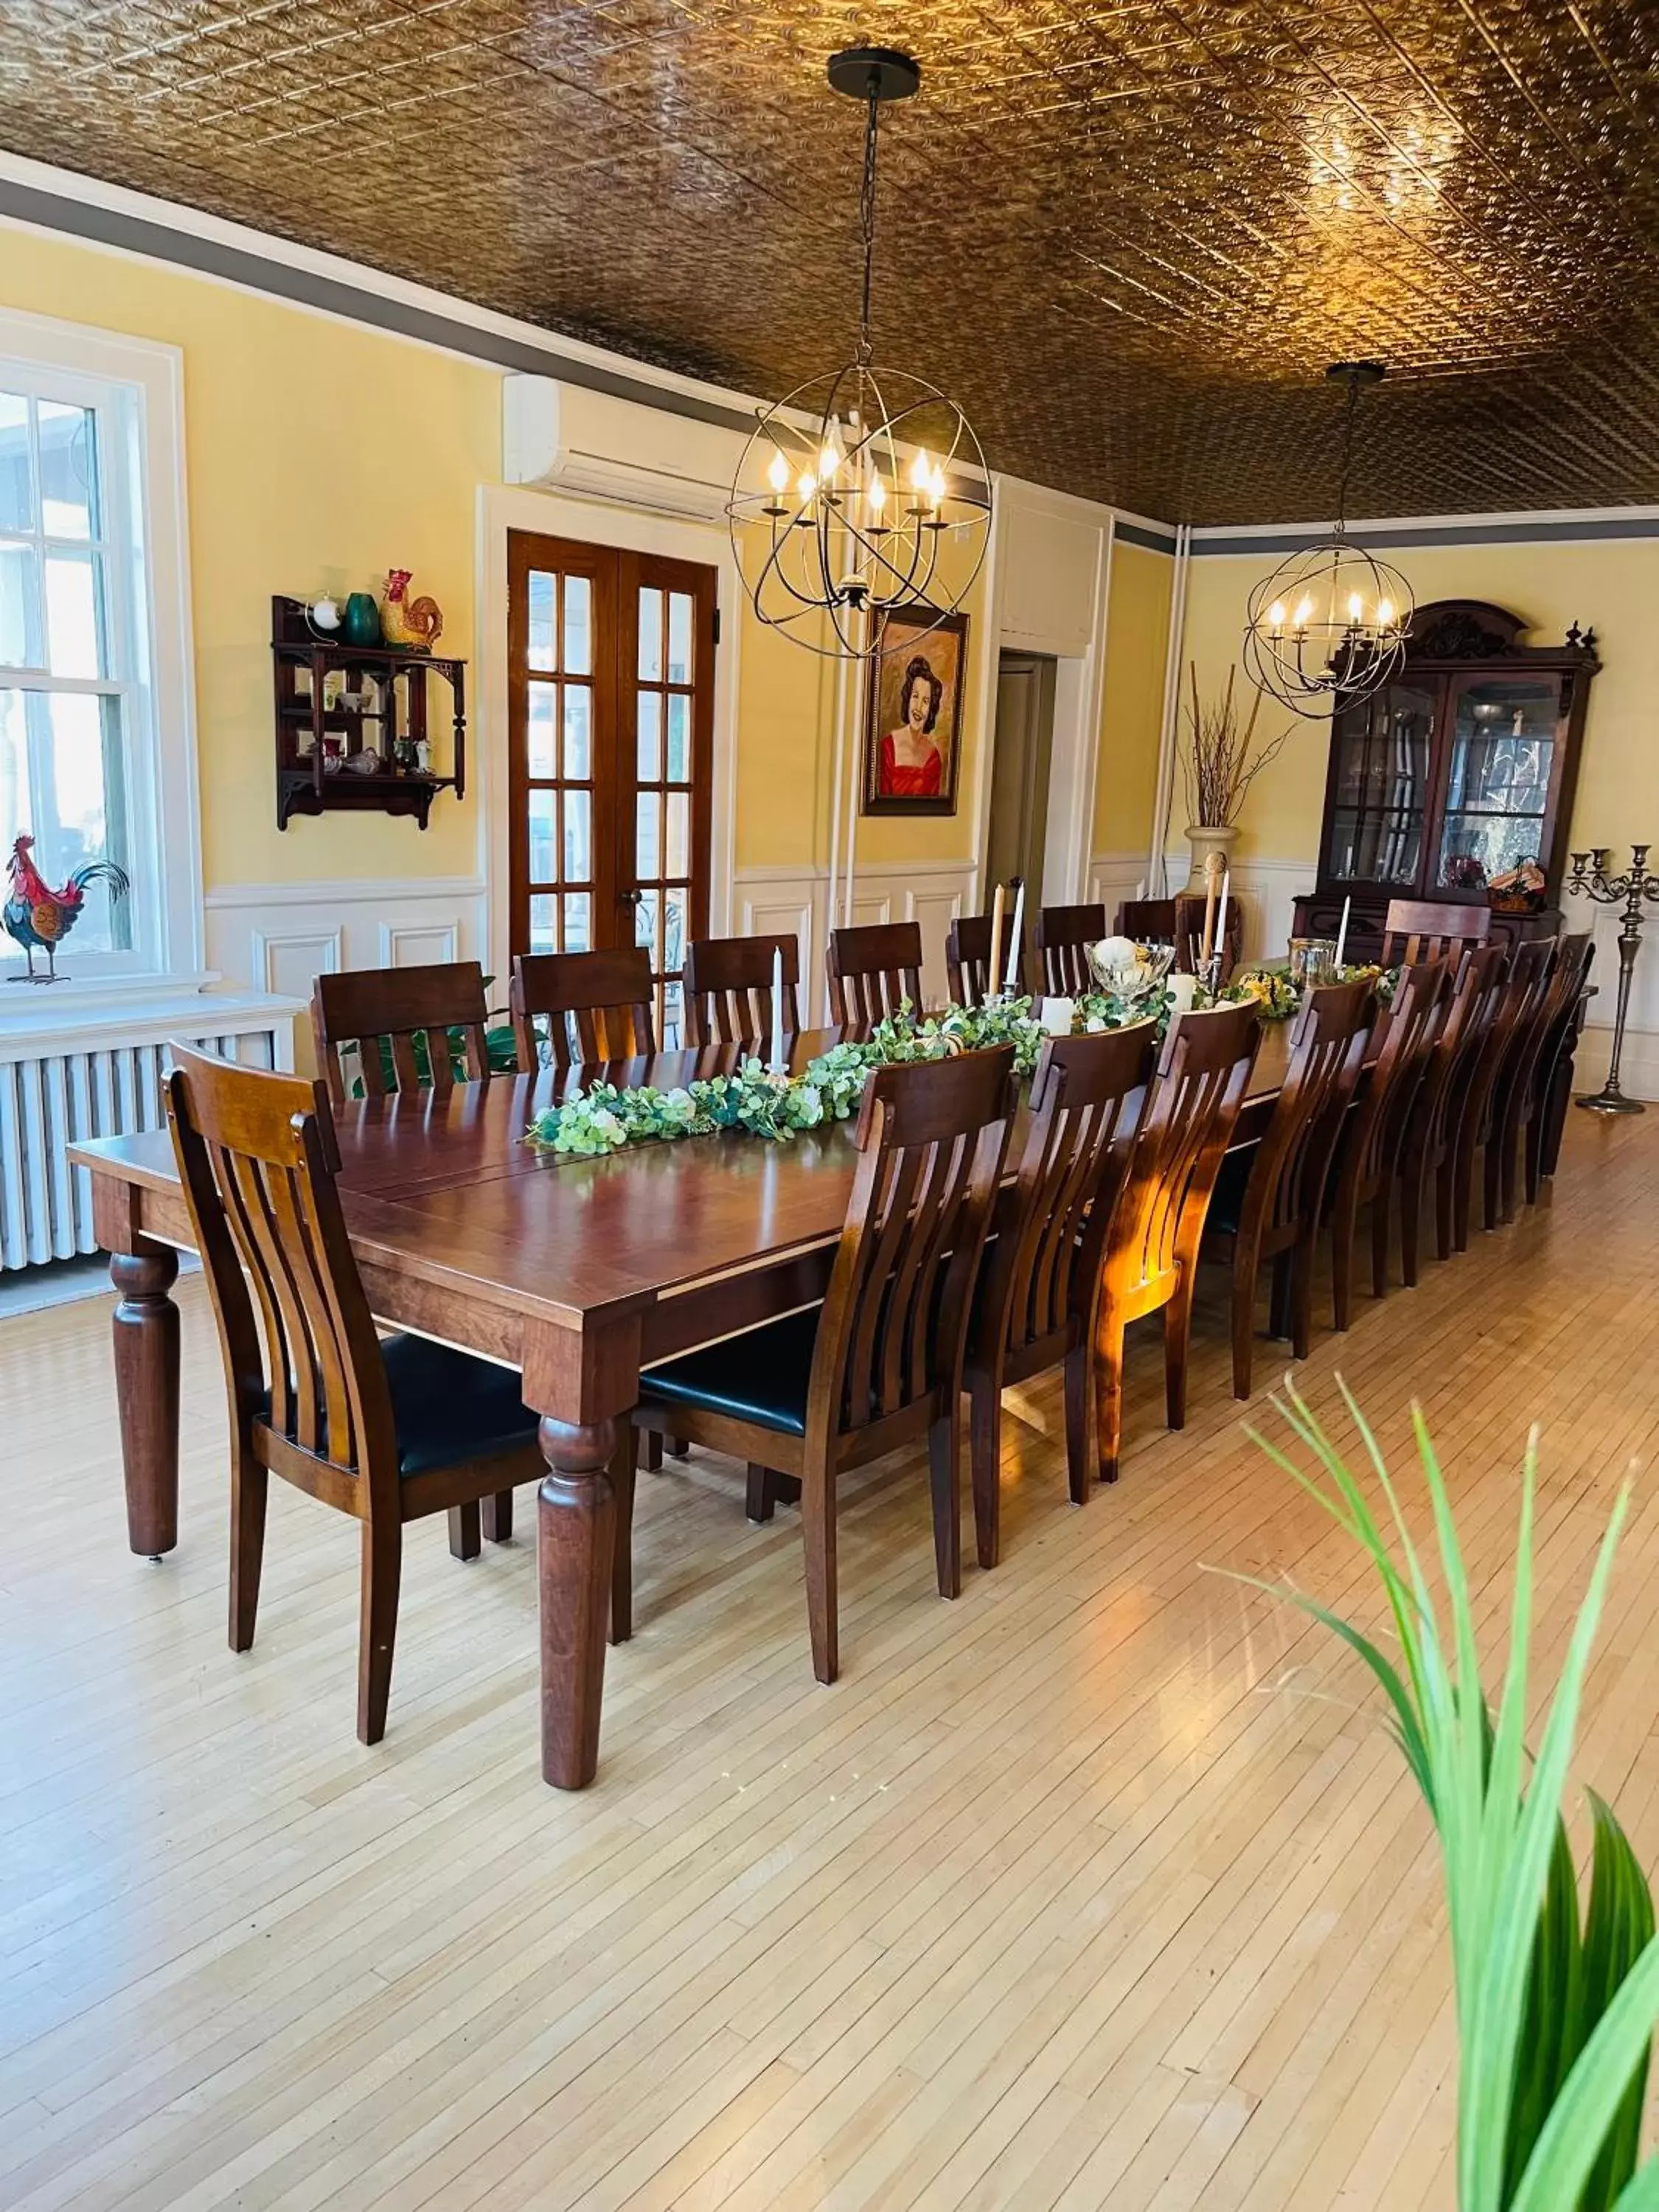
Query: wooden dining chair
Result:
<box><xmin>1395</xmin><ymin>940</ymin><xmax>1508</xmax><ymax>1282</ymax></box>
<box><xmin>510</xmin><ymin>947</ymin><xmax>656</xmax><ymax>1069</ymax></box>
<box><xmin>1381</xmin><ymin>897</ymin><xmax>1492</xmax><ymax>968</ymax></box>
<box><xmin>1326</xmin><ymin>959</ymin><xmax>1449</xmax><ymax>1326</ymax></box>
<box><xmin>1456</xmin><ymin>936</ymin><xmax>1555</xmax><ymax>1245</ymax></box>
<box><xmin>1504</xmin><ymin>932</ymin><xmax>1595</xmax><ymax>1217</ymax></box>
<box><xmin>826</xmin><ymin>920</ymin><xmax>924</xmax><ymax>1025</ymax></box>
<box><xmin>1199</xmin><ymin>981</ymin><xmax>1374</xmax><ymax>1397</ymax></box>
<box><xmin>964</xmin><ymin>1025</ymin><xmax>1155</xmax><ymax>1567</ymax></box>
<box><xmin>945</xmin><ymin>908</ymin><xmax>1026</xmax><ymax>1006</ymax></box>
<box><xmin>627</xmin><ymin>1048</ymin><xmax>1017</xmax><ymax>1683</ymax></box>
<box><xmin>164</xmin><ymin>1047</ymin><xmax>546</xmax><ymax>1744</ymax></box>
<box><xmin>1037</xmin><ymin>902</ymin><xmax>1107</xmax><ymax>994</ymax></box>
<box><xmin>1093</xmin><ymin>1000</ymin><xmax>1262</xmax><ymax>1482</ymax></box>
<box><xmin>683</xmin><ymin>932</ymin><xmax>801</xmax><ymax>1048</ymax></box>
<box><xmin>311</xmin><ymin>961</ymin><xmax>492</xmax><ymax>1108</ymax></box>
<box><xmin>1172</xmin><ymin>889</ymin><xmax>1245</xmax><ymax>980</ymax></box>
<box><xmin>1113</xmin><ymin>898</ymin><xmax>1176</xmax><ymax>946</ymax></box>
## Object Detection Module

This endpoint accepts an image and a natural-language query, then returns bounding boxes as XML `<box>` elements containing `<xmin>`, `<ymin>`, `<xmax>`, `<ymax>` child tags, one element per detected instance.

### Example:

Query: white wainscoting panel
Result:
<box><xmin>206</xmin><ymin>876</ymin><xmax>490</xmax><ymax>1010</ymax></box>
<box><xmin>735</xmin><ymin>858</ymin><xmax>975</xmax><ymax>1016</ymax></box>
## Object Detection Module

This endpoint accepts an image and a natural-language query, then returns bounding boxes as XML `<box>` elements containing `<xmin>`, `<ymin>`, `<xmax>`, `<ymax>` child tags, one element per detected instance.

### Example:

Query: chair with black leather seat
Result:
<box><xmin>827</xmin><ymin>921</ymin><xmax>925</xmax><ymax>1025</ymax></box>
<box><xmin>311</xmin><ymin>961</ymin><xmax>493</xmax><ymax>1109</ymax></box>
<box><xmin>1037</xmin><ymin>902</ymin><xmax>1107</xmax><ymax>994</ymax></box>
<box><xmin>964</xmin><ymin>1025</ymin><xmax>1155</xmax><ymax>1569</ymax></box>
<box><xmin>1456</xmin><ymin>936</ymin><xmax>1555</xmax><ymax>1245</ymax></box>
<box><xmin>684</xmin><ymin>931</ymin><xmax>801</xmax><ymax>1048</ymax></box>
<box><xmin>945</xmin><ymin>908</ymin><xmax>1026</xmax><ymax>1006</ymax></box>
<box><xmin>1396</xmin><ymin>940</ymin><xmax>1507</xmax><ymax>1283</ymax></box>
<box><xmin>1326</xmin><ymin>958</ymin><xmax>1447</xmax><ymax>1325</ymax></box>
<box><xmin>1200</xmin><ymin>979</ymin><xmax>1374</xmax><ymax>1398</ymax></box>
<box><xmin>1093</xmin><ymin>999</ymin><xmax>1261</xmax><ymax>1481</ymax></box>
<box><xmin>1503</xmin><ymin>932</ymin><xmax>1594</xmax><ymax>1217</ymax></box>
<box><xmin>627</xmin><ymin>1047</ymin><xmax>1017</xmax><ymax>1683</ymax></box>
<box><xmin>166</xmin><ymin>1046</ymin><xmax>548</xmax><ymax>1745</ymax></box>
<box><xmin>511</xmin><ymin>947</ymin><xmax>657</xmax><ymax>1071</ymax></box>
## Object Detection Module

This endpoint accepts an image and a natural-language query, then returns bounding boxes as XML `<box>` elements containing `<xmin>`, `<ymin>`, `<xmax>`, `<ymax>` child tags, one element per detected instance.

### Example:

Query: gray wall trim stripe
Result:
<box><xmin>0</xmin><ymin>178</ymin><xmax>763</xmax><ymax>437</ymax></box>
<box><xmin>1113</xmin><ymin>519</ymin><xmax>1178</xmax><ymax>554</ymax></box>
<box><xmin>1192</xmin><ymin>515</ymin><xmax>1659</xmax><ymax>556</ymax></box>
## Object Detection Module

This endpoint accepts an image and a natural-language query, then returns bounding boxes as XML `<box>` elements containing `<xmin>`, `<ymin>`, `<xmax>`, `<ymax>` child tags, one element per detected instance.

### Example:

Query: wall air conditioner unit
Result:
<box><xmin>503</xmin><ymin>375</ymin><xmax>745</xmax><ymax>523</ymax></box>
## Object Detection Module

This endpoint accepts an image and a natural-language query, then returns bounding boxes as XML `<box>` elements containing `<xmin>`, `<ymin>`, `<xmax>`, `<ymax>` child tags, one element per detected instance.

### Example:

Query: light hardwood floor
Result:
<box><xmin>3</xmin><ymin>1112</ymin><xmax>1657</xmax><ymax>2211</ymax></box>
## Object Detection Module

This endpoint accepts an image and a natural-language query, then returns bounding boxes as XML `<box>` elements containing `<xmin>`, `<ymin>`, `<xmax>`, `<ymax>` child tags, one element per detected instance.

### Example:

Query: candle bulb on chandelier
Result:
<box><xmin>1268</xmin><ymin>600</ymin><xmax>1286</xmax><ymax>639</ymax></box>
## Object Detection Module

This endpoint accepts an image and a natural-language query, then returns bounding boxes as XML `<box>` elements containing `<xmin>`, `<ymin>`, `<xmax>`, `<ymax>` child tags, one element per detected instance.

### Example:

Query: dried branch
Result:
<box><xmin>1181</xmin><ymin>661</ymin><xmax>1292</xmax><ymax>828</ymax></box>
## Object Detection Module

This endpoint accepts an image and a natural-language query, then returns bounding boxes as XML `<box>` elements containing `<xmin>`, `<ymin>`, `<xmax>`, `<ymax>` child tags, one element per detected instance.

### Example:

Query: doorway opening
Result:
<box><xmin>986</xmin><ymin>651</ymin><xmax>1058</xmax><ymax>906</ymax></box>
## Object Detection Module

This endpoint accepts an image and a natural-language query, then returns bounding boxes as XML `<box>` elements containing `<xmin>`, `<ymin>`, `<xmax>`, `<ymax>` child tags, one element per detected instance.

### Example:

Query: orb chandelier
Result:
<box><xmin>726</xmin><ymin>46</ymin><xmax>992</xmax><ymax>661</ymax></box>
<box><xmin>1242</xmin><ymin>363</ymin><xmax>1414</xmax><ymax>718</ymax></box>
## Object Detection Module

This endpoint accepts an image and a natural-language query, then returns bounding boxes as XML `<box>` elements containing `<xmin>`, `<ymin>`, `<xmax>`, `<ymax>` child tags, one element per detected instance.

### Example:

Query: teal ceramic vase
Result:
<box><xmin>341</xmin><ymin>592</ymin><xmax>381</xmax><ymax>647</ymax></box>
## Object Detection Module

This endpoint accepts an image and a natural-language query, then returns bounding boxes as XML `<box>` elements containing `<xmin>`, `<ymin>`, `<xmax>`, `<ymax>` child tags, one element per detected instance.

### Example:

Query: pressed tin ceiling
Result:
<box><xmin>3</xmin><ymin>2</ymin><xmax>1659</xmax><ymax>525</ymax></box>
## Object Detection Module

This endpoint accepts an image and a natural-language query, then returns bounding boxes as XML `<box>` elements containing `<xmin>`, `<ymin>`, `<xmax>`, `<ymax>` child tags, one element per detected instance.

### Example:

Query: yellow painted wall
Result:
<box><xmin>1094</xmin><ymin>541</ymin><xmax>1173</xmax><ymax>860</ymax></box>
<box><xmin>0</xmin><ymin>223</ymin><xmax>500</xmax><ymax>891</ymax></box>
<box><xmin>1178</xmin><ymin>540</ymin><xmax>1657</xmax><ymax>863</ymax></box>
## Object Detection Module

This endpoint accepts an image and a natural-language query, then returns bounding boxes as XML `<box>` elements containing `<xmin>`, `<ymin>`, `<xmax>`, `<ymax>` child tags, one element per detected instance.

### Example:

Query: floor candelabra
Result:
<box><xmin>1567</xmin><ymin>844</ymin><xmax>1659</xmax><ymax>1114</ymax></box>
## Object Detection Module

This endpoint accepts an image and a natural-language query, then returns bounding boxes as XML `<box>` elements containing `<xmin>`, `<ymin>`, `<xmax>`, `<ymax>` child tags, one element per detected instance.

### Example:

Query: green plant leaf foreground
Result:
<box><xmin>1244</xmin><ymin>1386</ymin><xmax>1657</xmax><ymax>2211</ymax></box>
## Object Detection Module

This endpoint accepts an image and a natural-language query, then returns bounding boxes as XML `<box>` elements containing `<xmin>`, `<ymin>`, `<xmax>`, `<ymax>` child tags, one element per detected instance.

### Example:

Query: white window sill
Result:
<box><xmin>0</xmin><ymin>978</ymin><xmax>304</xmax><ymax>1059</ymax></box>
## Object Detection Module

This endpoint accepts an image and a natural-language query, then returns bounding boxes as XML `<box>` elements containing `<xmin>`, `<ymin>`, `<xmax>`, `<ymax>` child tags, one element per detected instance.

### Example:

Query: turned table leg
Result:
<box><xmin>109</xmin><ymin>1242</ymin><xmax>181</xmax><ymax>1559</ymax></box>
<box><xmin>538</xmin><ymin>1416</ymin><xmax>617</xmax><ymax>1789</ymax></box>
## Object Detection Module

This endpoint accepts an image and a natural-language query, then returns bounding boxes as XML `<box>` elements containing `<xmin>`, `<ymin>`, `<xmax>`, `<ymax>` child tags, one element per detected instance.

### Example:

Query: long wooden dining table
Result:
<box><xmin>66</xmin><ymin>1017</ymin><xmax>1306</xmax><ymax>1790</ymax></box>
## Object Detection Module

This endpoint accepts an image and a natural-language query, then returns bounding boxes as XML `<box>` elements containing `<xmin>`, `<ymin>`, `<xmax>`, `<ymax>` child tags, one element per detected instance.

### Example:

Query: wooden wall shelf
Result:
<box><xmin>271</xmin><ymin>596</ymin><xmax>467</xmax><ymax>831</ymax></box>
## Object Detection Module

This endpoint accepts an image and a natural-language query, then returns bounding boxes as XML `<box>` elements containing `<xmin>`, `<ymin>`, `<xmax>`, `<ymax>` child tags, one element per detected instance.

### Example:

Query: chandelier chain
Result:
<box><xmin>856</xmin><ymin>74</ymin><xmax>880</xmax><ymax>366</ymax></box>
<box><xmin>1332</xmin><ymin>369</ymin><xmax>1360</xmax><ymax>542</ymax></box>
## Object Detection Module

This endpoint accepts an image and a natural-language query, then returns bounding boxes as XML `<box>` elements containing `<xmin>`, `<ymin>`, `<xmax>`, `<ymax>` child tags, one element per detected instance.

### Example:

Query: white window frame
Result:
<box><xmin>0</xmin><ymin>306</ymin><xmax>201</xmax><ymax>995</ymax></box>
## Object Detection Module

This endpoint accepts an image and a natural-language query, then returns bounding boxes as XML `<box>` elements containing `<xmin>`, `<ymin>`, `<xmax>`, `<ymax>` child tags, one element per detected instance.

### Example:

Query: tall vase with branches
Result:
<box><xmin>1182</xmin><ymin>661</ymin><xmax>1291</xmax><ymax>890</ymax></box>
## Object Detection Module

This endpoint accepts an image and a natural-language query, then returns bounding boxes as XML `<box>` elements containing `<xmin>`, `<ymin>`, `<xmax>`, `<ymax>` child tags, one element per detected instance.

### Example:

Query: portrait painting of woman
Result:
<box><xmin>863</xmin><ymin>605</ymin><xmax>967</xmax><ymax>816</ymax></box>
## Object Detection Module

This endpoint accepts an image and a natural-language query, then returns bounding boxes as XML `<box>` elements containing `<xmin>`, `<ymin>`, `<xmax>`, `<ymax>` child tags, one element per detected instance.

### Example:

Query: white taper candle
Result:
<box><xmin>1334</xmin><ymin>894</ymin><xmax>1351</xmax><ymax>972</ymax></box>
<box><xmin>769</xmin><ymin>945</ymin><xmax>785</xmax><ymax>1074</ymax></box>
<box><xmin>1008</xmin><ymin>880</ymin><xmax>1026</xmax><ymax>995</ymax></box>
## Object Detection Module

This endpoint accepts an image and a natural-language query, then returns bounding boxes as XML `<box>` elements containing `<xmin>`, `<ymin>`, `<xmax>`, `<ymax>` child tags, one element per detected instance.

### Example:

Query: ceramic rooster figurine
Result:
<box><xmin>4</xmin><ymin>833</ymin><xmax>131</xmax><ymax>983</ymax></box>
<box><xmin>379</xmin><ymin>568</ymin><xmax>443</xmax><ymax>651</ymax></box>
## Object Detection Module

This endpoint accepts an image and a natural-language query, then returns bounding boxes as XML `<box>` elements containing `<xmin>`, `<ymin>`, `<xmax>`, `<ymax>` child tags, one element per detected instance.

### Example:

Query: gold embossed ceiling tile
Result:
<box><xmin>4</xmin><ymin>0</ymin><xmax>1659</xmax><ymax>521</ymax></box>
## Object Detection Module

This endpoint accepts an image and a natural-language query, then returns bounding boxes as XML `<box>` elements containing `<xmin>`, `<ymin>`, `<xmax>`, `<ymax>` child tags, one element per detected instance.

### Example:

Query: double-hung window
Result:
<box><xmin>0</xmin><ymin>311</ymin><xmax>198</xmax><ymax>988</ymax></box>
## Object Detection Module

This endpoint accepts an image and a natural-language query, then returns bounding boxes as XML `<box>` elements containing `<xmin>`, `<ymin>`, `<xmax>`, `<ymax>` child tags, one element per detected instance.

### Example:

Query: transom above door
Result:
<box><xmin>507</xmin><ymin>529</ymin><xmax>716</xmax><ymax>1045</ymax></box>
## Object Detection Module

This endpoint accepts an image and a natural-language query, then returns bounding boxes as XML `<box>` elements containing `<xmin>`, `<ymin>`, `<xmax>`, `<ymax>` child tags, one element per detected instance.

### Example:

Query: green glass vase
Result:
<box><xmin>341</xmin><ymin>592</ymin><xmax>381</xmax><ymax>647</ymax></box>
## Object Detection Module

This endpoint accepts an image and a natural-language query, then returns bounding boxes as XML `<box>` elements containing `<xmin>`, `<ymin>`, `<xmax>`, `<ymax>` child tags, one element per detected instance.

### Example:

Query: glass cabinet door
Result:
<box><xmin>1328</xmin><ymin>682</ymin><xmax>1436</xmax><ymax>886</ymax></box>
<box><xmin>1434</xmin><ymin>676</ymin><xmax>1559</xmax><ymax>891</ymax></box>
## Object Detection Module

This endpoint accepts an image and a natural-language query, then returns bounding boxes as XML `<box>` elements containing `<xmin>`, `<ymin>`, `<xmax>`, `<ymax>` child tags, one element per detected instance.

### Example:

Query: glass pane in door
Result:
<box><xmin>521</xmin><ymin>564</ymin><xmax>596</xmax><ymax>956</ymax></box>
<box><xmin>1328</xmin><ymin>684</ymin><xmax>1434</xmax><ymax>886</ymax></box>
<box><xmin>1435</xmin><ymin>677</ymin><xmax>1559</xmax><ymax>891</ymax></box>
<box><xmin>630</xmin><ymin>578</ymin><xmax>696</xmax><ymax>1045</ymax></box>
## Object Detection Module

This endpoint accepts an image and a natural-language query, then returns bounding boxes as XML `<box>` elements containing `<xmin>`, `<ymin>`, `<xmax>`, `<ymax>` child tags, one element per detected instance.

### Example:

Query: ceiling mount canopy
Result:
<box><xmin>726</xmin><ymin>44</ymin><xmax>992</xmax><ymax>661</ymax></box>
<box><xmin>1242</xmin><ymin>363</ymin><xmax>1416</xmax><ymax>718</ymax></box>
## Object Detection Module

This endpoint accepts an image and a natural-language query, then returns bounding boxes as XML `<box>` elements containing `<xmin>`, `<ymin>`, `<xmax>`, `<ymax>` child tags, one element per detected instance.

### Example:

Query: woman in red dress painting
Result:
<box><xmin>880</xmin><ymin>655</ymin><xmax>945</xmax><ymax>799</ymax></box>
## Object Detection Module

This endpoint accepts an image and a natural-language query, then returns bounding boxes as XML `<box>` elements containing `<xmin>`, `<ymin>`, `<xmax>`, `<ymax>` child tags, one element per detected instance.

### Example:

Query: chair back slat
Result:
<box><xmin>984</xmin><ymin>1026</ymin><xmax>1157</xmax><ymax>1360</ymax></box>
<box><xmin>1107</xmin><ymin>1001</ymin><xmax>1262</xmax><ymax>1295</ymax></box>
<box><xmin>813</xmin><ymin>1048</ymin><xmax>1015</xmax><ymax>1435</ymax></box>
<box><xmin>1351</xmin><ymin>959</ymin><xmax>1448</xmax><ymax>1189</ymax></box>
<box><xmin>945</xmin><ymin>911</ymin><xmax>1026</xmax><ymax>1007</ymax></box>
<box><xmin>1476</xmin><ymin>938</ymin><xmax>1556</xmax><ymax>1132</ymax></box>
<box><xmin>1037</xmin><ymin>903</ymin><xmax>1107</xmax><ymax>995</ymax></box>
<box><xmin>827</xmin><ymin>922</ymin><xmax>924</xmax><ymax>1026</ymax></box>
<box><xmin>1525</xmin><ymin>932</ymin><xmax>1595</xmax><ymax>1107</ymax></box>
<box><xmin>1242</xmin><ymin>981</ymin><xmax>1374</xmax><ymax>1237</ymax></box>
<box><xmin>1418</xmin><ymin>939</ymin><xmax>1509</xmax><ymax>1152</ymax></box>
<box><xmin>1381</xmin><ymin>897</ymin><xmax>1492</xmax><ymax>970</ymax></box>
<box><xmin>311</xmin><ymin>961</ymin><xmax>492</xmax><ymax>1107</ymax></box>
<box><xmin>511</xmin><ymin>949</ymin><xmax>656</xmax><ymax>1070</ymax></box>
<box><xmin>683</xmin><ymin>933</ymin><xmax>801</xmax><ymax>1048</ymax></box>
<box><xmin>166</xmin><ymin>1047</ymin><xmax>397</xmax><ymax>1506</ymax></box>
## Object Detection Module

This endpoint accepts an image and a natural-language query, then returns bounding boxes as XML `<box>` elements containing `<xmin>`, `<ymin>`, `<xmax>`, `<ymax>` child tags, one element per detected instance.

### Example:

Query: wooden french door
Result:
<box><xmin>507</xmin><ymin>530</ymin><xmax>717</xmax><ymax>1045</ymax></box>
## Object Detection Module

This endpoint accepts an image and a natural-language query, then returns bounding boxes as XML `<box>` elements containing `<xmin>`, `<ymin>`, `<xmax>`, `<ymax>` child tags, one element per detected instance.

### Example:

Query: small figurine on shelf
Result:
<box><xmin>1444</xmin><ymin>850</ymin><xmax>1488</xmax><ymax>891</ymax></box>
<box><xmin>380</xmin><ymin>568</ymin><xmax>443</xmax><ymax>651</ymax></box>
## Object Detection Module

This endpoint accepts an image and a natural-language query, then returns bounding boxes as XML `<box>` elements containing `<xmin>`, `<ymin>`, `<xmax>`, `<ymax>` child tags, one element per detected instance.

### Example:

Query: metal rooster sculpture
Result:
<box><xmin>4</xmin><ymin>833</ymin><xmax>131</xmax><ymax>983</ymax></box>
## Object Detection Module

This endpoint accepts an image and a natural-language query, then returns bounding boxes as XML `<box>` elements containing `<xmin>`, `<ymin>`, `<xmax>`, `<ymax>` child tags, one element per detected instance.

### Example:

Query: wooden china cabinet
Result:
<box><xmin>1291</xmin><ymin>599</ymin><xmax>1600</xmax><ymax>959</ymax></box>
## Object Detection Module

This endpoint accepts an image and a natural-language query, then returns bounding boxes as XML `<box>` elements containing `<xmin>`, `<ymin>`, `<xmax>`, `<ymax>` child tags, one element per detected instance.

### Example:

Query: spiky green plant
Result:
<box><xmin>1243</xmin><ymin>1385</ymin><xmax>1659</xmax><ymax>2211</ymax></box>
